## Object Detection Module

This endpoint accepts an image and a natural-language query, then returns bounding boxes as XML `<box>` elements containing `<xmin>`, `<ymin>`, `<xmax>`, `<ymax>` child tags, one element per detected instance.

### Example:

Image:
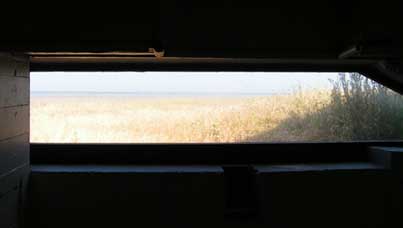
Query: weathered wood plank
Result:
<box><xmin>0</xmin><ymin>77</ymin><xmax>29</xmax><ymax>108</ymax></box>
<box><xmin>0</xmin><ymin>106</ymin><xmax>29</xmax><ymax>141</ymax></box>
<box><xmin>0</xmin><ymin>134</ymin><xmax>29</xmax><ymax>177</ymax></box>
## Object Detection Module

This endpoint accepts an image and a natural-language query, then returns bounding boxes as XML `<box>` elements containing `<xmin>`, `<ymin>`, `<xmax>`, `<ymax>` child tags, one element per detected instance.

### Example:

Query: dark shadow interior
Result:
<box><xmin>1</xmin><ymin>2</ymin><xmax>403</xmax><ymax>228</ymax></box>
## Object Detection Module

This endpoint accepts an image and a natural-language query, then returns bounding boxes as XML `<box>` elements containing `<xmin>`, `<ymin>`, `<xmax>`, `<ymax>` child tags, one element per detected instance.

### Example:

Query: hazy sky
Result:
<box><xmin>31</xmin><ymin>72</ymin><xmax>340</xmax><ymax>94</ymax></box>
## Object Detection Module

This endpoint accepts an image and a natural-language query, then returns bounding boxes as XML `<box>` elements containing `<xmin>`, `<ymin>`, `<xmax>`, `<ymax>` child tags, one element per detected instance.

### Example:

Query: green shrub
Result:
<box><xmin>327</xmin><ymin>73</ymin><xmax>403</xmax><ymax>140</ymax></box>
<box><xmin>304</xmin><ymin>73</ymin><xmax>403</xmax><ymax>141</ymax></box>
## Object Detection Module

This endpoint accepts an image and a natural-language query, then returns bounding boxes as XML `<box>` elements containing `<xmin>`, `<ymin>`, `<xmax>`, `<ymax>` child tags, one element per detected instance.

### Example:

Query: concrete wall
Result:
<box><xmin>0</xmin><ymin>53</ymin><xmax>30</xmax><ymax>228</ymax></box>
<box><xmin>28</xmin><ymin>164</ymin><xmax>403</xmax><ymax>228</ymax></box>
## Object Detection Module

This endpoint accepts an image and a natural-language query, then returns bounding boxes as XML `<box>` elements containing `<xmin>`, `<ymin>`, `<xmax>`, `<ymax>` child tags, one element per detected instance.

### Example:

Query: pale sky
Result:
<box><xmin>30</xmin><ymin>72</ymin><xmax>341</xmax><ymax>94</ymax></box>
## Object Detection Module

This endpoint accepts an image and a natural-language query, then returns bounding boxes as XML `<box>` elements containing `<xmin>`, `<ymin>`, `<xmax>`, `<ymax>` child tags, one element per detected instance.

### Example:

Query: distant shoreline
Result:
<box><xmin>31</xmin><ymin>91</ymin><xmax>284</xmax><ymax>98</ymax></box>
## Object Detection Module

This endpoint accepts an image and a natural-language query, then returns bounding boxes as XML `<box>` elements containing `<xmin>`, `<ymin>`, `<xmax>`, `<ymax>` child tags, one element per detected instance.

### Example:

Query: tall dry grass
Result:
<box><xmin>31</xmin><ymin>96</ymin><xmax>298</xmax><ymax>143</ymax></box>
<box><xmin>30</xmin><ymin>73</ymin><xmax>403</xmax><ymax>143</ymax></box>
<box><xmin>249</xmin><ymin>73</ymin><xmax>403</xmax><ymax>142</ymax></box>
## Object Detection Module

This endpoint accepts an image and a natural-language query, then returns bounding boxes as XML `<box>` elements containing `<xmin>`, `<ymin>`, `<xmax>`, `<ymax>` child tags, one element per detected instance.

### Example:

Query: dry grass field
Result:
<box><xmin>30</xmin><ymin>73</ymin><xmax>403</xmax><ymax>143</ymax></box>
<box><xmin>30</xmin><ymin>94</ymin><xmax>323</xmax><ymax>143</ymax></box>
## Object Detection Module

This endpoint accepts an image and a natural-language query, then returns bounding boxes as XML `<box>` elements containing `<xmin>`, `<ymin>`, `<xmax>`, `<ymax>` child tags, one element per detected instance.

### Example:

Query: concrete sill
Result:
<box><xmin>255</xmin><ymin>163</ymin><xmax>382</xmax><ymax>173</ymax></box>
<box><xmin>31</xmin><ymin>163</ymin><xmax>382</xmax><ymax>174</ymax></box>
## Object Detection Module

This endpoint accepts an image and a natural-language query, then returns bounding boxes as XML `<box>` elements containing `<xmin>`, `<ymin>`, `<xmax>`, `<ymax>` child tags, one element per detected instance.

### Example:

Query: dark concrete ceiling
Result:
<box><xmin>1</xmin><ymin>1</ymin><xmax>403</xmax><ymax>60</ymax></box>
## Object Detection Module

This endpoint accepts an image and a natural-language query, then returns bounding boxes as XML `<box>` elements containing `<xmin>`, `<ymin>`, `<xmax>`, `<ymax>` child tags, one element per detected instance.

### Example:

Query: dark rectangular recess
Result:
<box><xmin>30</xmin><ymin>142</ymin><xmax>403</xmax><ymax>165</ymax></box>
<box><xmin>30</xmin><ymin>58</ymin><xmax>374</xmax><ymax>72</ymax></box>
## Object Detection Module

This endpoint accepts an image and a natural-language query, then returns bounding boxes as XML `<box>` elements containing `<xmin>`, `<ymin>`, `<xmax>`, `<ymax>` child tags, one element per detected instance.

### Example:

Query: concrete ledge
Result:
<box><xmin>31</xmin><ymin>165</ymin><xmax>224</xmax><ymax>174</ymax></box>
<box><xmin>370</xmin><ymin>147</ymin><xmax>403</xmax><ymax>173</ymax></box>
<box><xmin>256</xmin><ymin>163</ymin><xmax>382</xmax><ymax>173</ymax></box>
<box><xmin>31</xmin><ymin>163</ymin><xmax>382</xmax><ymax>175</ymax></box>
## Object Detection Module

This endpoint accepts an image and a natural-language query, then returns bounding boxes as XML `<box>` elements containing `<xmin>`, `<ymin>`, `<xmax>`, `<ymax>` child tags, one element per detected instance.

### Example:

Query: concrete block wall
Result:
<box><xmin>0</xmin><ymin>53</ymin><xmax>30</xmax><ymax>228</ymax></box>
